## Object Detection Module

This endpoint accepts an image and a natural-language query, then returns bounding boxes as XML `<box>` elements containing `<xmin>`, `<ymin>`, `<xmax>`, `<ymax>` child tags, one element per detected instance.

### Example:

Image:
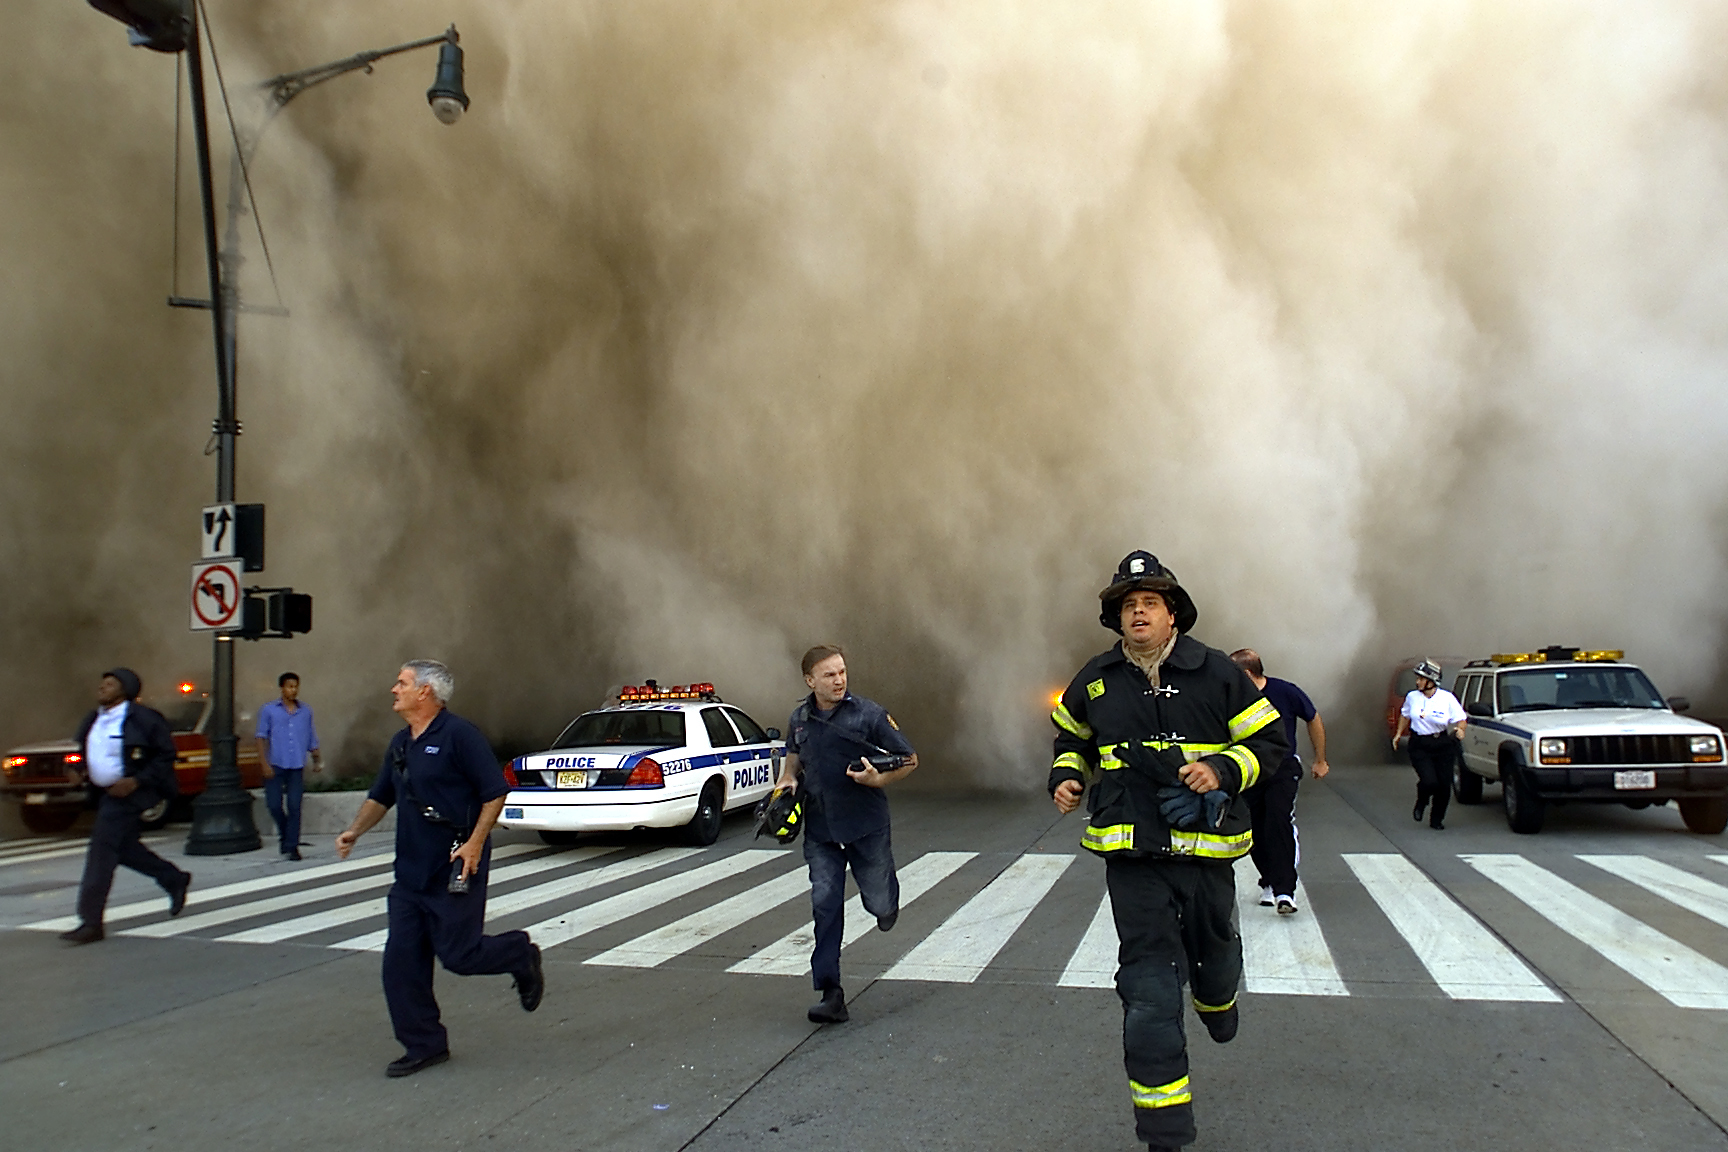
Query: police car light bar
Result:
<box><xmin>1489</xmin><ymin>648</ymin><xmax>1624</xmax><ymax>665</ymax></box>
<box><xmin>618</xmin><ymin>682</ymin><xmax>719</xmax><ymax>702</ymax></box>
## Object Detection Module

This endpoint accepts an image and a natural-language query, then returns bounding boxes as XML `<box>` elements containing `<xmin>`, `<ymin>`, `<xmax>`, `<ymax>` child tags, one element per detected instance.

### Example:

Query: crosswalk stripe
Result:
<box><xmin>586</xmin><ymin>867</ymin><xmax>809</xmax><ymax>968</ymax></box>
<box><xmin>215</xmin><ymin>847</ymin><xmax>604</xmax><ymax>945</ymax></box>
<box><xmin>1233</xmin><ymin>858</ymin><xmax>1348</xmax><ymax>996</ymax></box>
<box><xmin>1464</xmin><ymin>854</ymin><xmax>1728</xmax><ymax>1011</ymax></box>
<box><xmin>22</xmin><ymin>847</ymin><xmax>408</xmax><ymax>932</ymax></box>
<box><xmin>520</xmin><ymin>849</ymin><xmax>782</xmax><ymax>951</ymax></box>
<box><xmin>1058</xmin><ymin>894</ymin><xmax>1117</xmax><ymax>989</ymax></box>
<box><xmin>0</xmin><ymin>837</ymin><xmax>53</xmax><ymax>856</ymax></box>
<box><xmin>2</xmin><ymin>836</ymin><xmax>173</xmax><ymax>870</ymax></box>
<box><xmin>727</xmin><ymin>851</ymin><xmax>977</xmax><ymax>977</ymax></box>
<box><xmin>1579</xmin><ymin>855</ymin><xmax>1728</xmax><ymax>933</ymax></box>
<box><xmin>327</xmin><ymin>847</ymin><xmax>705</xmax><ymax>953</ymax></box>
<box><xmin>881</xmin><ymin>854</ymin><xmax>1073</xmax><ymax>983</ymax></box>
<box><xmin>1343</xmin><ymin>853</ymin><xmax>1559</xmax><ymax>1002</ymax></box>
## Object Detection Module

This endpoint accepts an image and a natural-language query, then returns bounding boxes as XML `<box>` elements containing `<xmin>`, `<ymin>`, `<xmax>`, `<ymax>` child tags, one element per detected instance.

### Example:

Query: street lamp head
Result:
<box><xmin>87</xmin><ymin>0</ymin><xmax>191</xmax><ymax>53</ymax></box>
<box><xmin>426</xmin><ymin>28</ymin><xmax>470</xmax><ymax>125</ymax></box>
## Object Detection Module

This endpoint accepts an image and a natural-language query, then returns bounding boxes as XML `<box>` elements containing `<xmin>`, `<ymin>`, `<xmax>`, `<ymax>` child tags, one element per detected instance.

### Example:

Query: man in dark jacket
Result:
<box><xmin>1050</xmin><ymin>553</ymin><xmax>1286</xmax><ymax>1152</ymax></box>
<box><xmin>62</xmin><ymin>668</ymin><xmax>191</xmax><ymax>944</ymax></box>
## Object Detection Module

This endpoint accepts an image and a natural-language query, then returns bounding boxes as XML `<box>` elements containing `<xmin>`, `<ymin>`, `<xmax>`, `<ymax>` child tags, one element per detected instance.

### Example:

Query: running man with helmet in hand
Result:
<box><xmin>1050</xmin><ymin>552</ymin><xmax>1287</xmax><ymax>1152</ymax></box>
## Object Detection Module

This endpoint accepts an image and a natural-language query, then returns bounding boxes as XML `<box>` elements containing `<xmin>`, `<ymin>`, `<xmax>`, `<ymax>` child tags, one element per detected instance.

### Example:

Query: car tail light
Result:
<box><xmin>63</xmin><ymin>753</ymin><xmax>82</xmax><ymax>764</ymax></box>
<box><xmin>502</xmin><ymin>758</ymin><xmax>520</xmax><ymax>787</ymax></box>
<box><xmin>624</xmin><ymin>758</ymin><xmax>664</xmax><ymax>788</ymax></box>
<box><xmin>3</xmin><ymin>757</ymin><xmax>26</xmax><ymax>770</ymax></box>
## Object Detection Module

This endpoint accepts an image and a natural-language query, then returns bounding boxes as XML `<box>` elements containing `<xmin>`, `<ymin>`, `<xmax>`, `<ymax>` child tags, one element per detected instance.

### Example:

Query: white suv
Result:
<box><xmin>1452</xmin><ymin>648</ymin><xmax>1728</xmax><ymax>834</ymax></box>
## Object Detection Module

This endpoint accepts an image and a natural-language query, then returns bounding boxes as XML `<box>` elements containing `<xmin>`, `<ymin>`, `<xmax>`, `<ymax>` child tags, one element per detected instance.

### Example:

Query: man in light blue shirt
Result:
<box><xmin>256</xmin><ymin>672</ymin><xmax>321</xmax><ymax>860</ymax></box>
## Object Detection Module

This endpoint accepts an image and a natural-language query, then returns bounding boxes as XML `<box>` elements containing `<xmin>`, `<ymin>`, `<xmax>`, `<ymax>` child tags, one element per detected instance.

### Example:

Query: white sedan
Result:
<box><xmin>498</xmin><ymin>684</ymin><xmax>783</xmax><ymax>847</ymax></box>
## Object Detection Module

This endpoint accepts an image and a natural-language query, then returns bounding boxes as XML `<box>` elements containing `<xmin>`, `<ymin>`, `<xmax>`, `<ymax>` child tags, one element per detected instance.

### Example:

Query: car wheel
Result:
<box><xmin>1502</xmin><ymin>763</ymin><xmax>1546</xmax><ymax>834</ymax></box>
<box><xmin>1454</xmin><ymin>766</ymin><xmax>1485</xmax><ymax>805</ymax></box>
<box><xmin>19</xmin><ymin>806</ymin><xmax>80</xmax><ymax>834</ymax></box>
<box><xmin>538</xmin><ymin>831</ymin><xmax>583</xmax><ymax>847</ymax></box>
<box><xmin>684</xmin><ymin>779</ymin><xmax>724</xmax><ymax>847</ymax></box>
<box><xmin>137</xmin><ymin>797</ymin><xmax>172</xmax><ymax>831</ymax></box>
<box><xmin>1678</xmin><ymin>797</ymin><xmax>1728</xmax><ymax>835</ymax></box>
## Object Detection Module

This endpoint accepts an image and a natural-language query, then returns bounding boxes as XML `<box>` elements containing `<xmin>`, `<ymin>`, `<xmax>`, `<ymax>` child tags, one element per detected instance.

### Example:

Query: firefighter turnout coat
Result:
<box><xmin>1049</xmin><ymin>634</ymin><xmax>1288</xmax><ymax>860</ymax></box>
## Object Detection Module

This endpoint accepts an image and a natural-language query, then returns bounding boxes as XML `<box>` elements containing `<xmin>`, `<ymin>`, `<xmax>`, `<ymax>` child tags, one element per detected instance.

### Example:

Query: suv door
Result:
<box><xmin>1460</xmin><ymin>673</ymin><xmax>1497</xmax><ymax>779</ymax></box>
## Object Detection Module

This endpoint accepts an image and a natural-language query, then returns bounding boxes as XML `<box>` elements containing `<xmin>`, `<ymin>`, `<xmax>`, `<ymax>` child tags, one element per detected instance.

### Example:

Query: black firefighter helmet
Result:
<box><xmin>1098</xmin><ymin>550</ymin><xmax>1199</xmax><ymax>634</ymax></box>
<box><xmin>752</xmin><ymin>785</ymin><xmax>803</xmax><ymax>845</ymax></box>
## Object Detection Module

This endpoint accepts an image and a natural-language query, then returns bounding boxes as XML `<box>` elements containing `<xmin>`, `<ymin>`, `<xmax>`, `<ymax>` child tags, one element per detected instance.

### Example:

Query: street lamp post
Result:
<box><xmin>86</xmin><ymin>2</ymin><xmax>469</xmax><ymax>854</ymax></box>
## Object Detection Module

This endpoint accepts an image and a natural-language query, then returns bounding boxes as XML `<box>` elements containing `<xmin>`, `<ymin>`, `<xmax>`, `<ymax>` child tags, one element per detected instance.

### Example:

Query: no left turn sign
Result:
<box><xmin>190</xmin><ymin>560</ymin><xmax>242</xmax><ymax>631</ymax></box>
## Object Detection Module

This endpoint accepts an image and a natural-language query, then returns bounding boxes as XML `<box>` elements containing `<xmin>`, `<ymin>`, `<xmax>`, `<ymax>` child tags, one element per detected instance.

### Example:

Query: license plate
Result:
<box><xmin>556</xmin><ymin>771</ymin><xmax>588</xmax><ymax>789</ymax></box>
<box><xmin>1614</xmin><ymin>770</ymin><xmax>1656</xmax><ymax>790</ymax></box>
<box><xmin>504</xmin><ymin>807</ymin><xmax>523</xmax><ymax>820</ymax></box>
<box><xmin>23</xmin><ymin>792</ymin><xmax>47</xmax><ymax>804</ymax></box>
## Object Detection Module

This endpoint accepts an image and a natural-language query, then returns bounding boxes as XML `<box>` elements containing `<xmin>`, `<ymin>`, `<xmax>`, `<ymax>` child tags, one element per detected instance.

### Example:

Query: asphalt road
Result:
<box><xmin>2</xmin><ymin>766</ymin><xmax>1726</xmax><ymax>1152</ymax></box>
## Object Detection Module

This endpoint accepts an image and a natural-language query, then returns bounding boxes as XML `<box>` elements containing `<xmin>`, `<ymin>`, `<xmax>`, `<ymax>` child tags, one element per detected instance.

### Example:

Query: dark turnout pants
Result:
<box><xmin>77</xmin><ymin>793</ymin><xmax>185</xmax><ymax>927</ymax></box>
<box><xmin>804</xmin><ymin>827</ymin><xmax>899</xmax><ymax>992</ymax></box>
<box><xmin>382</xmin><ymin>868</ymin><xmax>535</xmax><ymax>1060</ymax></box>
<box><xmin>1106</xmin><ymin>855</ymin><xmax>1242</xmax><ymax>1149</ymax></box>
<box><xmin>1408</xmin><ymin>734</ymin><xmax>1457</xmax><ymax>826</ymax></box>
<box><xmin>1244</xmin><ymin>757</ymin><xmax>1303</xmax><ymax>897</ymax></box>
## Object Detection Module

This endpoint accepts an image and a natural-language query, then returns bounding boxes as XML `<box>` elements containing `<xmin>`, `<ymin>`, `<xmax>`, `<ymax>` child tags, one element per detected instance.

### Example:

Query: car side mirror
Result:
<box><xmin>1465</xmin><ymin>700</ymin><xmax>1494</xmax><ymax>718</ymax></box>
<box><xmin>765</xmin><ymin>727</ymin><xmax>782</xmax><ymax>741</ymax></box>
<box><xmin>1667</xmin><ymin>696</ymin><xmax>1692</xmax><ymax>713</ymax></box>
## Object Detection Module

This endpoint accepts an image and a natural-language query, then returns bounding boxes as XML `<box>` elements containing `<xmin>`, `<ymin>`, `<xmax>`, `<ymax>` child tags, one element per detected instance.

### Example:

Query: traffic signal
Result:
<box><xmin>268</xmin><ymin>592</ymin><xmax>312</xmax><ymax>635</ymax></box>
<box><xmin>233</xmin><ymin>588</ymin><xmax>312</xmax><ymax>639</ymax></box>
<box><xmin>87</xmin><ymin>0</ymin><xmax>191</xmax><ymax>53</ymax></box>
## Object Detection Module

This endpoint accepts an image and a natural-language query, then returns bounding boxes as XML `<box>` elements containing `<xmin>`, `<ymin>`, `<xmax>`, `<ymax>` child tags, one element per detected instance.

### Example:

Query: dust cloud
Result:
<box><xmin>6</xmin><ymin>1</ymin><xmax>1728</xmax><ymax>782</ymax></box>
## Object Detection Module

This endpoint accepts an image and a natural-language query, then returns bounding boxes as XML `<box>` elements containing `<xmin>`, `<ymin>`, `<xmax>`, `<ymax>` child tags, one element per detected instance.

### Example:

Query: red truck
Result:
<box><xmin>1</xmin><ymin>686</ymin><xmax>264</xmax><ymax>834</ymax></box>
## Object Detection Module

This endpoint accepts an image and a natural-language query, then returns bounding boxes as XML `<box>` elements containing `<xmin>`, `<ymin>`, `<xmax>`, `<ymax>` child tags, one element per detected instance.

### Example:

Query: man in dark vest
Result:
<box><xmin>62</xmin><ymin>668</ymin><xmax>191</xmax><ymax>943</ymax></box>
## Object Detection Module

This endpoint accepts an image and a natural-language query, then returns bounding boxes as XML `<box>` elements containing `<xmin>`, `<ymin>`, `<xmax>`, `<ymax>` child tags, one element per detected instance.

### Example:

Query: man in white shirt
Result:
<box><xmin>62</xmin><ymin>669</ymin><xmax>191</xmax><ymax>944</ymax></box>
<box><xmin>1392</xmin><ymin>659</ymin><xmax>1467</xmax><ymax>830</ymax></box>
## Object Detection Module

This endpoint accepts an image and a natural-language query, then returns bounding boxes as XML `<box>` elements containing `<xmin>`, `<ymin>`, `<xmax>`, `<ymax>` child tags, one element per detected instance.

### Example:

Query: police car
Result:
<box><xmin>497</xmin><ymin>683</ymin><xmax>784</xmax><ymax>847</ymax></box>
<box><xmin>1451</xmin><ymin>648</ymin><xmax>1728</xmax><ymax>835</ymax></box>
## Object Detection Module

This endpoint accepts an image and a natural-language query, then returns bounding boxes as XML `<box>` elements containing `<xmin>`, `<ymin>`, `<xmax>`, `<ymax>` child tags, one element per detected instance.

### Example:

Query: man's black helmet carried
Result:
<box><xmin>752</xmin><ymin>785</ymin><xmax>803</xmax><ymax>845</ymax></box>
<box><xmin>1098</xmin><ymin>550</ymin><xmax>1198</xmax><ymax>634</ymax></box>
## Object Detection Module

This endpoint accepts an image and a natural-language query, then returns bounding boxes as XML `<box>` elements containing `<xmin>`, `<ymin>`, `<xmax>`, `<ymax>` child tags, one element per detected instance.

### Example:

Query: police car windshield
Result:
<box><xmin>551</xmin><ymin>710</ymin><xmax>686</xmax><ymax>748</ymax></box>
<box><xmin>1496</xmin><ymin>667</ymin><xmax>1664</xmax><ymax>712</ymax></box>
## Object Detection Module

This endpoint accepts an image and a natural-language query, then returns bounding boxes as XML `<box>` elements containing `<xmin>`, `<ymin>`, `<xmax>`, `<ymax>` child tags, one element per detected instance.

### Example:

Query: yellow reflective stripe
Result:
<box><xmin>1052</xmin><ymin>703</ymin><xmax>1093</xmax><ymax>740</ymax></box>
<box><xmin>1130</xmin><ymin>1075</ymin><xmax>1192</xmax><ymax>1109</ymax></box>
<box><xmin>1086</xmin><ymin>678</ymin><xmax>1106</xmax><ymax>700</ymax></box>
<box><xmin>1052</xmin><ymin>751</ymin><xmax>1090</xmax><ymax>781</ymax></box>
<box><xmin>1082</xmin><ymin>823</ymin><xmax>1135</xmax><ymax>853</ymax></box>
<box><xmin>1168</xmin><ymin>827</ymin><xmax>1253</xmax><ymax>859</ymax></box>
<box><xmin>1193</xmin><ymin>995</ymin><xmax>1236</xmax><ymax>1013</ymax></box>
<box><xmin>1177</xmin><ymin>742</ymin><xmax>1227</xmax><ymax>756</ymax></box>
<box><xmin>1220</xmin><ymin>744</ymin><xmax>1260</xmax><ymax>790</ymax></box>
<box><xmin>1229</xmin><ymin>698</ymin><xmax>1280</xmax><ymax>742</ymax></box>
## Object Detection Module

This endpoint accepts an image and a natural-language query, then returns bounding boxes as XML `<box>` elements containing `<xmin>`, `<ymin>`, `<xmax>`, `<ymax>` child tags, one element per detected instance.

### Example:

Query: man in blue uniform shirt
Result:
<box><xmin>773</xmin><ymin>644</ymin><xmax>917</xmax><ymax>1024</ymax></box>
<box><xmin>336</xmin><ymin>660</ymin><xmax>544</xmax><ymax>1077</ymax></box>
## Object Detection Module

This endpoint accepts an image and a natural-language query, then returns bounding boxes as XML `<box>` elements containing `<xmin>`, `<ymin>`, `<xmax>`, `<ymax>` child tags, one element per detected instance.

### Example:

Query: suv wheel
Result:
<box><xmin>1454</xmin><ymin>765</ymin><xmax>1485</xmax><ymax>805</ymax></box>
<box><xmin>1502</xmin><ymin>762</ymin><xmax>1546</xmax><ymax>834</ymax></box>
<box><xmin>684</xmin><ymin>779</ymin><xmax>724</xmax><ymax>846</ymax></box>
<box><xmin>1678</xmin><ymin>797</ymin><xmax>1728</xmax><ymax>835</ymax></box>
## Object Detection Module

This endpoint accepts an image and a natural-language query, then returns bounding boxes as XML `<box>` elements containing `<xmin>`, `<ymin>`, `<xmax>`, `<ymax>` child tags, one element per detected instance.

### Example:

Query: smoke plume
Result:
<box><xmin>6</xmin><ymin>0</ymin><xmax>1728</xmax><ymax>782</ymax></box>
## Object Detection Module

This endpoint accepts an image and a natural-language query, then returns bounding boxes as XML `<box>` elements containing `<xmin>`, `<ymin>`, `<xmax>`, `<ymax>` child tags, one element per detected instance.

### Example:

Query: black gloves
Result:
<box><xmin>1117</xmin><ymin>740</ymin><xmax>1187</xmax><ymax>787</ymax></box>
<box><xmin>1157</xmin><ymin>785</ymin><xmax>1229</xmax><ymax>831</ymax></box>
<box><xmin>1122</xmin><ymin>741</ymin><xmax>1231</xmax><ymax>831</ymax></box>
